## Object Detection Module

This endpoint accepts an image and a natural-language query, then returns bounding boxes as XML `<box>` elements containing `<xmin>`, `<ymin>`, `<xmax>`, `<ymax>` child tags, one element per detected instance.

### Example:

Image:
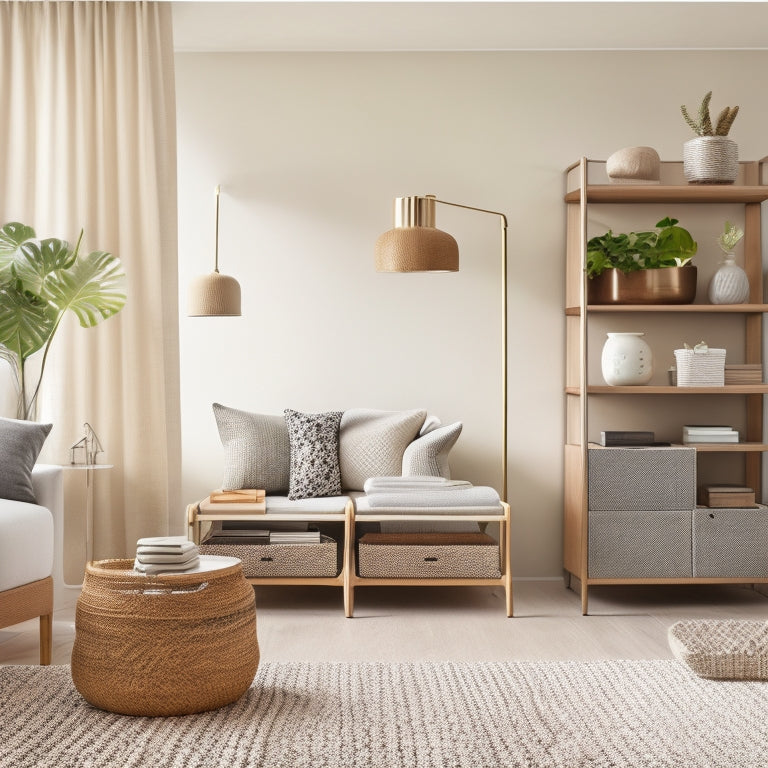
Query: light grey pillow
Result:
<box><xmin>284</xmin><ymin>409</ymin><xmax>343</xmax><ymax>500</ymax></box>
<box><xmin>212</xmin><ymin>403</ymin><xmax>290</xmax><ymax>493</ymax></box>
<box><xmin>339</xmin><ymin>408</ymin><xmax>427</xmax><ymax>491</ymax></box>
<box><xmin>402</xmin><ymin>421</ymin><xmax>462</xmax><ymax>478</ymax></box>
<box><xmin>0</xmin><ymin>417</ymin><xmax>53</xmax><ymax>503</ymax></box>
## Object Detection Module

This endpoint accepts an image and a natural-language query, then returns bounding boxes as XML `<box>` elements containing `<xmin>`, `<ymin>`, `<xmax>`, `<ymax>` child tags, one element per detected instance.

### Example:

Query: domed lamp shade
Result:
<box><xmin>188</xmin><ymin>185</ymin><xmax>242</xmax><ymax>317</ymax></box>
<box><xmin>375</xmin><ymin>195</ymin><xmax>458</xmax><ymax>273</ymax></box>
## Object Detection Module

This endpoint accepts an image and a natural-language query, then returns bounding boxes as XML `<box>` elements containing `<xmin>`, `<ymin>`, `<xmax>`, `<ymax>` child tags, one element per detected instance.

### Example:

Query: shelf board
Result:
<box><xmin>566</xmin><ymin>385</ymin><xmax>768</xmax><ymax>394</ymax></box>
<box><xmin>689</xmin><ymin>442</ymin><xmax>768</xmax><ymax>452</ymax></box>
<box><xmin>566</xmin><ymin>303</ymin><xmax>768</xmax><ymax>315</ymax></box>
<box><xmin>564</xmin><ymin>185</ymin><xmax>768</xmax><ymax>204</ymax></box>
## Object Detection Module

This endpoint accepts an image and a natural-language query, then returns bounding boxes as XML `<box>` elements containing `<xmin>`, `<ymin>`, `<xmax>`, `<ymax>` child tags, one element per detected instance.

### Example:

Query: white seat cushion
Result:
<box><xmin>0</xmin><ymin>499</ymin><xmax>54</xmax><ymax>592</ymax></box>
<box><xmin>265</xmin><ymin>495</ymin><xmax>350</xmax><ymax>514</ymax></box>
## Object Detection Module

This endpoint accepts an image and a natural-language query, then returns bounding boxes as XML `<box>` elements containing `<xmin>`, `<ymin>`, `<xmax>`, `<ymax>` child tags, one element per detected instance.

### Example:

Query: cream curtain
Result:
<box><xmin>0</xmin><ymin>1</ymin><xmax>180</xmax><ymax>557</ymax></box>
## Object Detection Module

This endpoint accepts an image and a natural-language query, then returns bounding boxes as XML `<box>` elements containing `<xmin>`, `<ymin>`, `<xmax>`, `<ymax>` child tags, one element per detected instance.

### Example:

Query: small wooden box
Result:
<box><xmin>699</xmin><ymin>486</ymin><xmax>756</xmax><ymax>508</ymax></box>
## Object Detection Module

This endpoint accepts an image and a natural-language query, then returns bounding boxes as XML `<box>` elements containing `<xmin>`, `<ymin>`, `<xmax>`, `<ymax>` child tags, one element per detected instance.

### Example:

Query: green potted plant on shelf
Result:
<box><xmin>681</xmin><ymin>90</ymin><xmax>739</xmax><ymax>184</ymax></box>
<box><xmin>0</xmin><ymin>221</ymin><xmax>127</xmax><ymax>420</ymax></box>
<box><xmin>586</xmin><ymin>216</ymin><xmax>698</xmax><ymax>305</ymax></box>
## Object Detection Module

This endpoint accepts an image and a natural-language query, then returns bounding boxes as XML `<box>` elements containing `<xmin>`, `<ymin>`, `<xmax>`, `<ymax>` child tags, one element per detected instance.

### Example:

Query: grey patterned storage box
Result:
<box><xmin>199</xmin><ymin>535</ymin><xmax>339</xmax><ymax>578</ymax></box>
<box><xmin>692</xmin><ymin>505</ymin><xmax>768</xmax><ymax>577</ymax></box>
<box><xmin>588</xmin><ymin>509</ymin><xmax>692</xmax><ymax>578</ymax></box>
<box><xmin>588</xmin><ymin>446</ymin><xmax>696</xmax><ymax>511</ymax></box>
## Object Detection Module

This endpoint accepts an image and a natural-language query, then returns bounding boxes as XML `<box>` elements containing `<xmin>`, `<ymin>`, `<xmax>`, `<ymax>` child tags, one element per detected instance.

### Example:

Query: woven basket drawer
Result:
<box><xmin>589</xmin><ymin>509</ymin><xmax>692</xmax><ymax>578</ymax></box>
<box><xmin>674</xmin><ymin>347</ymin><xmax>726</xmax><ymax>387</ymax></box>
<box><xmin>693</xmin><ymin>505</ymin><xmax>768</xmax><ymax>577</ymax></box>
<box><xmin>199</xmin><ymin>535</ymin><xmax>338</xmax><ymax>578</ymax></box>
<box><xmin>588</xmin><ymin>446</ymin><xmax>696</xmax><ymax>511</ymax></box>
<box><xmin>358</xmin><ymin>536</ymin><xmax>501</xmax><ymax>579</ymax></box>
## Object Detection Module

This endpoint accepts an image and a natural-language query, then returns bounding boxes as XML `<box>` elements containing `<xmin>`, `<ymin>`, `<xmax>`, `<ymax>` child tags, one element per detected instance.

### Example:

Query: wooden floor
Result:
<box><xmin>2</xmin><ymin>580</ymin><xmax>768</xmax><ymax>666</ymax></box>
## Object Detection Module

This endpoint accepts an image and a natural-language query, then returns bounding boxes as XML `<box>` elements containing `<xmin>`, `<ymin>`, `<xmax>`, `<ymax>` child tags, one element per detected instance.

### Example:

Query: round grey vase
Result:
<box><xmin>683</xmin><ymin>136</ymin><xmax>738</xmax><ymax>184</ymax></box>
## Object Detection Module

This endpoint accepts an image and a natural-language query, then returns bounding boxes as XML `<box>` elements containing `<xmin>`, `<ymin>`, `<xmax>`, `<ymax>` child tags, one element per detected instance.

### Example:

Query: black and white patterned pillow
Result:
<box><xmin>284</xmin><ymin>409</ymin><xmax>344</xmax><ymax>500</ymax></box>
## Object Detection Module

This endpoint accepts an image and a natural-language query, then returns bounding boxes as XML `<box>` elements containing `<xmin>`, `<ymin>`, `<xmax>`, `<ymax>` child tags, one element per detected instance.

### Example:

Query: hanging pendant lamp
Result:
<box><xmin>188</xmin><ymin>185</ymin><xmax>242</xmax><ymax>316</ymax></box>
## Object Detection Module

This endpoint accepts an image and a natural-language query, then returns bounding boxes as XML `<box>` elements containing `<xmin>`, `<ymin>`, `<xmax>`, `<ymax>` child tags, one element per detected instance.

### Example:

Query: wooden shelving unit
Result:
<box><xmin>564</xmin><ymin>157</ymin><xmax>768</xmax><ymax>614</ymax></box>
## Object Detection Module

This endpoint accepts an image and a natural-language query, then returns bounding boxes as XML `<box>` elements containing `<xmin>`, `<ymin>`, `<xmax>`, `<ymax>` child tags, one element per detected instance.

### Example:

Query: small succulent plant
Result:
<box><xmin>681</xmin><ymin>91</ymin><xmax>739</xmax><ymax>137</ymax></box>
<box><xmin>716</xmin><ymin>221</ymin><xmax>744</xmax><ymax>255</ymax></box>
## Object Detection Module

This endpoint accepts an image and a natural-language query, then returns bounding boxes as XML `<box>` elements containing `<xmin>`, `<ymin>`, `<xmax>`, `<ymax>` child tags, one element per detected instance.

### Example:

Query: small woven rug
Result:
<box><xmin>1</xmin><ymin>660</ymin><xmax>767</xmax><ymax>767</ymax></box>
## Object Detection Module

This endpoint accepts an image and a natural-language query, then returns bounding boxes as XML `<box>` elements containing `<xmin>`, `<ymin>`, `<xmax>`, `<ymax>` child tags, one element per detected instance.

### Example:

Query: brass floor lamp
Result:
<box><xmin>374</xmin><ymin>194</ymin><xmax>508</xmax><ymax>503</ymax></box>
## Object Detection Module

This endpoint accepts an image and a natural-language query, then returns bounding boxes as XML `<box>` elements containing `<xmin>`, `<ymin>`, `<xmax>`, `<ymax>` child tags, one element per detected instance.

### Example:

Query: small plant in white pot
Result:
<box><xmin>680</xmin><ymin>91</ymin><xmax>739</xmax><ymax>184</ymax></box>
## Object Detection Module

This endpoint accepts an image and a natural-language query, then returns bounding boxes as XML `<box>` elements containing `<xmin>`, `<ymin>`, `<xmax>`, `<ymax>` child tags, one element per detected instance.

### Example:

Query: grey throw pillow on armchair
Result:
<box><xmin>0</xmin><ymin>417</ymin><xmax>53</xmax><ymax>503</ymax></box>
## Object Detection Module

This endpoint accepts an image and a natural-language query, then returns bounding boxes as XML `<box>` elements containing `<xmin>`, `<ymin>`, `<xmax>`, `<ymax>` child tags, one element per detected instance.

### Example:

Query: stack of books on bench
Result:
<box><xmin>682</xmin><ymin>425</ymin><xmax>739</xmax><ymax>444</ymax></box>
<box><xmin>203</xmin><ymin>521</ymin><xmax>313</xmax><ymax>546</ymax></box>
<box><xmin>199</xmin><ymin>488</ymin><xmax>266</xmax><ymax>514</ymax></box>
<box><xmin>134</xmin><ymin>536</ymin><xmax>200</xmax><ymax>573</ymax></box>
<box><xmin>269</xmin><ymin>529</ymin><xmax>321</xmax><ymax>545</ymax></box>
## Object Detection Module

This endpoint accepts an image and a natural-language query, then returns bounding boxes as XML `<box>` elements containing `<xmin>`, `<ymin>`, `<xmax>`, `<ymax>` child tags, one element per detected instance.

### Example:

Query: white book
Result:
<box><xmin>682</xmin><ymin>425</ymin><xmax>734</xmax><ymax>433</ymax></box>
<box><xmin>683</xmin><ymin>434</ymin><xmax>739</xmax><ymax>443</ymax></box>
<box><xmin>133</xmin><ymin>556</ymin><xmax>201</xmax><ymax>574</ymax></box>
<box><xmin>135</xmin><ymin>548</ymin><xmax>200</xmax><ymax>565</ymax></box>
<box><xmin>136</xmin><ymin>536</ymin><xmax>196</xmax><ymax>552</ymax></box>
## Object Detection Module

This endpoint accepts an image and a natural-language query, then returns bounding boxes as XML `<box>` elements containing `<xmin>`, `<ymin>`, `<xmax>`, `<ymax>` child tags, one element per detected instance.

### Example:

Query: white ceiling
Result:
<box><xmin>171</xmin><ymin>1</ymin><xmax>768</xmax><ymax>52</ymax></box>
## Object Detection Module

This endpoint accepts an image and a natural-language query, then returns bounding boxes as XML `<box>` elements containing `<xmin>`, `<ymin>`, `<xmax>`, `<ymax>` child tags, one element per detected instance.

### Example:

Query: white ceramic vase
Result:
<box><xmin>601</xmin><ymin>332</ymin><xmax>653</xmax><ymax>386</ymax></box>
<box><xmin>708</xmin><ymin>255</ymin><xmax>750</xmax><ymax>304</ymax></box>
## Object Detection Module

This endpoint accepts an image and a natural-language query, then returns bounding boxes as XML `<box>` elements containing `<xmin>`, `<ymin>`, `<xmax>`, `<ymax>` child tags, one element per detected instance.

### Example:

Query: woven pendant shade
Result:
<box><xmin>375</xmin><ymin>227</ymin><xmax>458</xmax><ymax>272</ymax></box>
<box><xmin>188</xmin><ymin>185</ymin><xmax>242</xmax><ymax>317</ymax></box>
<box><xmin>188</xmin><ymin>271</ymin><xmax>242</xmax><ymax>316</ymax></box>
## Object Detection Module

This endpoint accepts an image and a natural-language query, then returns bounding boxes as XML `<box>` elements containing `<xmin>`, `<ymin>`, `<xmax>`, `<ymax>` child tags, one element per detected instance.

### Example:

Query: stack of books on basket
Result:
<box><xmin>682</xmin><ymin>425</ymin><xmax>739</xmax><ymax>444</ymax></box>
<box><xmin>134</xmin><ymin>536</ymin><xmax>200</xmax><ymax>573</ymax></box>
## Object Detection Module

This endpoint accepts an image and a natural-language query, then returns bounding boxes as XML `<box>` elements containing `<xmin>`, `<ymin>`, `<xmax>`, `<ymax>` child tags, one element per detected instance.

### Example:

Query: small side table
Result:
<box><xmin>60</xmin><ymin>463</ymin><xmax>112</xmax><ymax>585</ymax></box>
<box><xmin>71</xmin><ymin>555</ymin><xmax>259</xmax><ymax>716</ymax></box>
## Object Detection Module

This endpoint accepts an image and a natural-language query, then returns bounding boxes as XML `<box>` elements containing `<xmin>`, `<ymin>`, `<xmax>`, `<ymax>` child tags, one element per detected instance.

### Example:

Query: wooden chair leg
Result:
<box><xmin>39</xmin><ymin>613</ymin><xmax>52</xmax><ymax>665</ymax></box>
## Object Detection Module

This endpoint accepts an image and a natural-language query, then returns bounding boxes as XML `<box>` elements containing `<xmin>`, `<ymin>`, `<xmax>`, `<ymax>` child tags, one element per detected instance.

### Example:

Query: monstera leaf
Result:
<box><xmin>0</xmin><ymin>221</ymin><xmax>127</xmax><ymax>419</ymax></box>
<box><xmin>45</xmin><ymin>250</ymin><xmax>126</xmax><ymax>327</ymax></box>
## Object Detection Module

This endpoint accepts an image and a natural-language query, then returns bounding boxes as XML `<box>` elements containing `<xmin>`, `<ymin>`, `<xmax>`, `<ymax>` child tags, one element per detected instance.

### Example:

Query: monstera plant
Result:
<box><xmin>0</xmin><ymin>222</ymin><xmax>127</xmax><ymax>420</ymax></box>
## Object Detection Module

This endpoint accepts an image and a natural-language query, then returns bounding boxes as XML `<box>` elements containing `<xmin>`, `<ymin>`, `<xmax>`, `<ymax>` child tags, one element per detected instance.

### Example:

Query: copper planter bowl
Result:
<box><xmin>588</xmin><ymin>266</ymin><xmax>697</xmax><ymax>305</ymax></box>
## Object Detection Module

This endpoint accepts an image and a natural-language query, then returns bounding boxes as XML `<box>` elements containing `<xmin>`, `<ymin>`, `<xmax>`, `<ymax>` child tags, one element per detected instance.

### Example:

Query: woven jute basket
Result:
<box><xmin>71</xmin><ymin>557</ymin><xmax>259</xmax><ymax>716</ymax></box>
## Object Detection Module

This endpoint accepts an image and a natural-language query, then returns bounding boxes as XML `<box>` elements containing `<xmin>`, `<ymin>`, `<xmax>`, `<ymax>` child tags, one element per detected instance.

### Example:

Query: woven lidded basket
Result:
<box><xmin>71</xmin><ymin>557</ymin><xmax>258</xmax><ymax>716</ymax></box>
<box><xmin>674</xmin><ymin>345</ymin><xmax>726</xmax><ymax>386</ymax></box>
<box><xmin>668</xmin><ymin>619</ymin><xmax>768</xmax><ymax>680</ymax></box>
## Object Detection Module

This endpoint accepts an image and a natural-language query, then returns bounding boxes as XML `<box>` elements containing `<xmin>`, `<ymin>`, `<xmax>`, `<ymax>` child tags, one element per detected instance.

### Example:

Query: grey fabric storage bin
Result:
<box><xmin>692</xmin><ymin>505</ymin><xmax>768</xmax><ymax>577</ymax></box>
<box><xmin>588</xmin><ymin>509</ymin><xmax>692</xmax><ymax>578</ymax></box>
<box><xmin>588</xmin><ymin>446</ymin><xmax>696</xmax><ymax>511</ymax></box>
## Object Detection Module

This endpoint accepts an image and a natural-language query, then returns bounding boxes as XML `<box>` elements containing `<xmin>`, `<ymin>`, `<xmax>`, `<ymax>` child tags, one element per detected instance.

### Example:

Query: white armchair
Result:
<box><xmin>0</xmin><ymin>464</ymin><xmax>60</xmax><ymax>665</ymax></box>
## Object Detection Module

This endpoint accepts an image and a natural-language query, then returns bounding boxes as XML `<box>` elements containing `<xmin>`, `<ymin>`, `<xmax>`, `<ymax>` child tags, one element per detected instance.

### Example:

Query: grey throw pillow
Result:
<box><xmin>284</xmin><ymin>409</ymin><xmax>343</xmax><ymax>500</ymax></box>
<box><xmin>402</xmin><ymin>421</ymin><xmax>462</xmax><ymax>478</ymax></box>
<box><xmin>339</xmin><ymin>408</ymin><xmax>427</xmax><ymax>491</ymax></box>
<box><xmin>212</xmin><ymin>403</ymin><xmax>290</xmax><ymax>493</ymax></box>
<box><xmin>0</xmin><ymin>417</ymin><xmax>53</xmax><ymax>503</ymax></box>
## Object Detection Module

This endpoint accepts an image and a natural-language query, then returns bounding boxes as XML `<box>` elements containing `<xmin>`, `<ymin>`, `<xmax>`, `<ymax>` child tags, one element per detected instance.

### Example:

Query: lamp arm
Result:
<box><xmin>432</xmin><ymin>197</ymin><xmax>508</xmax><ymax>504</ymax></box>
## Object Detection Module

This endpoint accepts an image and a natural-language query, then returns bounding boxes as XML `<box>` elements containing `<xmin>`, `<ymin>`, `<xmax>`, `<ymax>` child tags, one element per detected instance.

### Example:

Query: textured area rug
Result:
<box><xmin>1</xmin><ymin>660</ymin><xmax>767</xmax><ymax>767</ymax></box>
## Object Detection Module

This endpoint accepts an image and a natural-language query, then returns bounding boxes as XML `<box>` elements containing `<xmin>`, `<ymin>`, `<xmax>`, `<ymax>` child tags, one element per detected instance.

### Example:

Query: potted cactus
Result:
<box><xmin>680</xmin><ymin>91</ymin><xmax>739</xmax><ymax>184</ymax></box>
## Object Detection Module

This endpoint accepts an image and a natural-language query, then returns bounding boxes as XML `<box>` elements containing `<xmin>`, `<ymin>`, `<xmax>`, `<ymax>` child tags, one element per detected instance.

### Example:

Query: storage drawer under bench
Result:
<box><xmin>357</xmin><ymin>532</ymin><xmax>501</xmax><ymax>579</ymax></box>
<box><xmin>199</xmin><ymin>534</ymin><xmax>339</xmax><ymax>578</ymax></box>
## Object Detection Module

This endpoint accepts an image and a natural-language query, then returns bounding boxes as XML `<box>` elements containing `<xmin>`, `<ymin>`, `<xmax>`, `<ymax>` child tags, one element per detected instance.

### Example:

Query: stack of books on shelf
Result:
<box><xmin>203</xmin><ymin>521</ymin><xmax>312</xmax><ymax>546</ymax></box>
<box><xmin>134</xmin><ymin>536</ymin><xmax>200</xmax><ymax>573</ymax></box>
<box><xmin>199</xmin><ymin>488</ymin><xmax>266</xmax><ymax>515</ymax></box>
<box><xmin>269</xmin><ymin>529</ymin><xmax>322</xmax><ymax>545</ymax></box>
<box><xmin>724</xmin><ymin>364</ymin><xmax>763</xmax><ymax>385</ymax></box>
<box><xmin>682</xmin><ymin>425</ymin><xmax>739</xmax><ymax>444</ymax></box>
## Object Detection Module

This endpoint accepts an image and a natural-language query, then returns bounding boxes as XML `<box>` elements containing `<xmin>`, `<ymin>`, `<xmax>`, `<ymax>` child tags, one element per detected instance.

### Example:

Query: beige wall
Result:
<box><xmin>176</xmin><ymin>50</ymin><xmax>768</xmax><ymax>577</ymax></box>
